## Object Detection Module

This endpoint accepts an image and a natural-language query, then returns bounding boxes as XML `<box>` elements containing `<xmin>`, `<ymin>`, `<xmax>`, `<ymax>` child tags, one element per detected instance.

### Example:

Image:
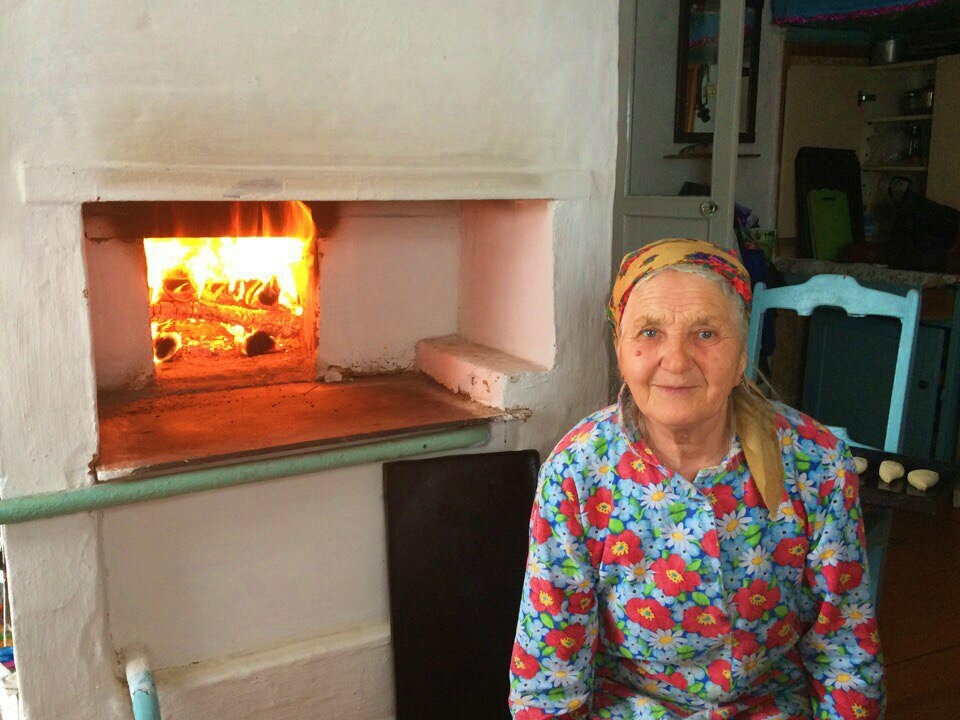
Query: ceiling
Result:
<box><xmin>786</xmin><ymin>0</ymin><xmax>960</xmax><ymax>35</ymax></box>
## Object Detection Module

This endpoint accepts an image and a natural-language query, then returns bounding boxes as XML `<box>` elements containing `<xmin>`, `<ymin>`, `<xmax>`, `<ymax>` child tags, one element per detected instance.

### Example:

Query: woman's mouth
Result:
<box><xmin>654</xmin><ymin>385</ymin><xmax>696</xmax><ymax>394</ymax></box>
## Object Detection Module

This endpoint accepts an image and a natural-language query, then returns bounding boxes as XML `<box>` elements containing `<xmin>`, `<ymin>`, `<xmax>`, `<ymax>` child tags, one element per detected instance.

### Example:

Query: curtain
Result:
<box><xmin>772</xmin><ymin>0</ymin><xmax>946</xmax><ymax>26</ymax></box>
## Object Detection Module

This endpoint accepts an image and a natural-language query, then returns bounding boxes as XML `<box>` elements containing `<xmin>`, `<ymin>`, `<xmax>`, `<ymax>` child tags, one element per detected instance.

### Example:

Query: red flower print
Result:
<box><xmin>797</xmin><ymin>417</ymin><xmax>838</xmax><ymax>449</ymax></box>
<box><xmin>705</xmin><ymin>484</ymin><xmax>737</xmax><ymax>516</ymax></box>
<box><xmin>516</xmin><ymin>709</ymin><xmax>553</xmax><ymax>720</ymax></box>
<box><xmin>530</xmin><ymin>577</ymin><xmax>565</xmax><ymax>615</ymax></box>
<box><xmin>773</xmin><ymin>536</ymin><xmax>808</xmax><ymax>567</ymax></box>
<box><xmin>511</xmin><ymin>642</ymin><xmax>539</xmax><ymax>679</ymax></box>
<box><xmin>823</xmin><ymin>561</ymin><xmax>863</xmax><ymax>594</ymax></box>
<box><xmin>585</xmin><ymin>488</ymin><xmax>614</xmax><ymax>529</ymax></box>
<box><xmin>759</xmin><ymin>708</ymin><xmax>788</xmax><ymax>720</ymax></box>
<box><xmin>766</xmin><ymin>614</ymin><xmax>798</xmax><ymax>648</ymax></box>
<box><xmin>843</xmin><ymin>480</ymin><xmax>858</xmax><ymax>510</ymax></box>
<box><xmin>733</xmin><ymin>579</ymin><xmax>781</xmax><ymax>621</ymax></box>
<box><xmin>586</xmin><ymin>538</ymin><xmax>604</xmax><ymax>566</ymax></box>
<box><xmin>667</xmin><ymin>671</ymin><xmax>689</xmax><ymax>690</ymax></box>
<box><xmin>602</xmin><ymin>608</ymin><xmax>625</xmax><ymax>644</ymax></box>
<box><xmin>558</xmin><ymin>498</ymin><xmax>582</xmax><ymax>537</ymax></box>
<box><xmin>854</xmin><ymin>619</ymin><xmax>881</xmax><ymax>655</ymax></box>
<box><xmin>555</xmin><ymin>421</ymin><xmax>596</xmax><ymax>454</ymax></box>
<box><xmin>615</xmin><ymin>452</ymin><xmax>661</xmax><ymax>485</ymax></box>
<box><xmin>796</xmin><ymin>418</ymin><xmax>817</xmax><ymax>441</ymax></box>
<box><xmin>603</xmin><ymin>530</ymin><xmax>644</xmax><ymax>567</ymax></box>
<box><xmin>810</xmin><ymin>677</ymin><xmax>827</xmax><ymax>700</ymax></box>
<box><xmin>558</xmin><ymin>478</ymin><xmax>583</xmax><ymax>536</ymax></box>
<box><xmin>743</xmin><ymin>478</ymin><xmax>763</xmax><ymax>507</ymax></box>
<box><xmin>531</xmin><ymin>505</ymin><xmax>552</xmax><ymax>544</ymax></box>
<box><xmin>701</xmin><ymin>529</ymin><xmax>720</xmax><ymax>558</ymax></box>
<box><xmin>568</xmin><ymin>591</ymin><xmax>596</xmax><ymax>615</ymax></box>
<box><xmin>625</xmin><ymin>598</ymin><xmax>674</xmax><ymax>630</ymax></box>
<box><xmin>545</xmin><ymin>623</ymin><xmax>586</xmax><ymax>661</ymax></box>
<box><xmin>833</xmin><ymin>689</ymin><xmax>879</xmax><ymax>720</ymax></box>
<box><xmin>819</xmin><ymin>479</ymin><xmax>835</xmax><ymax>500</ymax></box>
<box><xmin>732</xmin><ymin>629</ymin><xmax>759</xmax><ymax>659</ymax></box>
<box><xmin>650</xmin><ymin>670</ymin><xmax>688</xmax><ymax>691</ymax></box>
<box><xmin>813</xmin><ymin>602</ymin><xmax>845</xmax><ymax>634</ymax></box>
<box><xmin>651</xmin><ymin>554</ymin><xmax>702</xmax><ymax>596</ymax></box>
<box><xmin>707</xmin><ymin>658</ymin><xmax>732</xmax><ymax>691</ymax></box>
<box><xmin>681</xmin><ymin>605</ymin><xmax>731</xmax><ymax>637</ymax></box>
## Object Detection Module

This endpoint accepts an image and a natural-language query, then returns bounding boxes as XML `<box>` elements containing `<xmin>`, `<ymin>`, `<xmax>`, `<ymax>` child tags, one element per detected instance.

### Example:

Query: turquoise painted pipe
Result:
<box><xmin>0</xmin><ymin>426</ymin><xmax>489</xmax><ymax>525</ymax></box>
<box><xmin>125</xmin><ymin>647</ymin><xmax>161</xmax><ymax>720</ymax></box>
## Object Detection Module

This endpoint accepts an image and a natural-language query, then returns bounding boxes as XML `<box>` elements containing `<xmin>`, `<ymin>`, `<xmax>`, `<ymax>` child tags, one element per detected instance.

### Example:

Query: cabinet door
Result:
<box><xmin>927</xmin><ymin>54</ymin><xmax>960</xmax><ymax>210</ymax></box>
<box><xmin>902</xmin><ymin>323</ymin><xmax>946</xmax><ymax>458</ymax></box>
<box><xmin>802</xmin><ymin>310</ymin><xmax>944</xmax><ymax>458</ymax></box>
<box><xmin>614</xmin><ymin>0</ymin><xmax>745</xmax><ymax>256</ymax></box>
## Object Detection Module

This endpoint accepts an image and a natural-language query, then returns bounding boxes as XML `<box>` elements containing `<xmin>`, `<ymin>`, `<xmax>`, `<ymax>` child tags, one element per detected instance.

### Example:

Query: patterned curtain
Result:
<box><xmin>772</xmin><ymin>0</ymin><xmax>946</xmax><ymax>26</ymax></box>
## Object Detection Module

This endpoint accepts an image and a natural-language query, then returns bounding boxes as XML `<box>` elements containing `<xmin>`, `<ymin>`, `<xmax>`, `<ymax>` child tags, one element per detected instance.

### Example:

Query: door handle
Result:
<box><xmin>700</xmin><ymin>200</ymin><xmax>718</xmax><ymax>216</ymax></box>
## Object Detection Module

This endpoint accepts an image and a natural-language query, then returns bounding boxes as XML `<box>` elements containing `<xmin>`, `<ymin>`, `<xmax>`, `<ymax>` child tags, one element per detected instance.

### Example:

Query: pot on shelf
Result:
<box><xmin>899</xmin><ymin>85</ymin><xmax>935</xmax><ymax>115</ymax></box>
<box><xmin>871</xmin><ymin>37</ymin><xmax>906</xmax><ymax>65</ymax></box>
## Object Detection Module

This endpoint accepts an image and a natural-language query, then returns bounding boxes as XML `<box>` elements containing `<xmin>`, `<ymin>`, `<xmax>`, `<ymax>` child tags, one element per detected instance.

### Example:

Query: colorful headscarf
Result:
<box><xmin>609</xmin><ymin>238</ymin><xmax>784</xmax><ymax>516</ymax></box>
<box><xmin>607</xmin><ymin>238</ymin><xmax>752</xmax><ymax>340</ymax></box>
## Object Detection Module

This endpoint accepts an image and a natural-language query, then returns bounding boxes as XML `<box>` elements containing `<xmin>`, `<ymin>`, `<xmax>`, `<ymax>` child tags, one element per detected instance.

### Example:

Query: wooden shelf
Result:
<box><xmin>867</xmin><ymin>114</ymin><xmax>933</xmax><ymax>124</ymax></box>
<box><xmin>868</xmin><ymin>58</ymin><xmax>937</xmax><ymax>72</ymax></box>
<box><xmin>862</xmin><ymin>165</ymin><xmax>928</xmax><ymax>172</ymax></box>
<box><xmin>663</xmin><ymin>152</ymin><xmax>761</xmax><ymax>159</ymax></box>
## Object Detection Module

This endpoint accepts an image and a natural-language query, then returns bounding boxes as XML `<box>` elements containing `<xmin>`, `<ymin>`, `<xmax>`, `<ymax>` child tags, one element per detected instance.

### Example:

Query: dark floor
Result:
<box><xmin>878</xmin><ymin>503</ymin><xmax>960</xmax><ymax>718</ymax></box>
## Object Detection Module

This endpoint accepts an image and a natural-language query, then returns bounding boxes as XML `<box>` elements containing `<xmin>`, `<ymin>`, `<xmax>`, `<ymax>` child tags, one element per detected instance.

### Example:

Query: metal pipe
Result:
<box><xmin>0</xmin><ymin>426</ymin><xmax>489</xmax><ymax>525</ymax></box>
<box><xmin>125</xmin><ymin>646</ymin><xmax>162</xmax><ymax>720</ymax></box>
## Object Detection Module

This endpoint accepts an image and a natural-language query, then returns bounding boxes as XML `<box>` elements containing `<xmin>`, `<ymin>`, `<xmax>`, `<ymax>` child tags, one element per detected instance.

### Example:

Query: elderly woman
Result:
<box><xmin>510</xmin><ymin>239</ymin><xmax>884</xmax><ymax>720</ymax></box>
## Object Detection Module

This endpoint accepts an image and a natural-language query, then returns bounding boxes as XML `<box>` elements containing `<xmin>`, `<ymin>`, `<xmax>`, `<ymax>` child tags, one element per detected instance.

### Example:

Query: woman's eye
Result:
<box><xmin>697</xmin><ymin>330</ymin><xmax>716</xmax><ymax>340</ymax></box>
<box><xmin>640</xmin><ymin>328</ymin><xmax>659</xmax><ymax>339</ymax></box>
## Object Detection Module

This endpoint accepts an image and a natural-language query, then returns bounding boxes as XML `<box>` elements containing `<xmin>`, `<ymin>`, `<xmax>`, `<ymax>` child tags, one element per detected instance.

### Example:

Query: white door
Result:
<box><xmin>613</xmin><ymin>0</ymin><xmax>746</xmax><ymax>260</ymax></box>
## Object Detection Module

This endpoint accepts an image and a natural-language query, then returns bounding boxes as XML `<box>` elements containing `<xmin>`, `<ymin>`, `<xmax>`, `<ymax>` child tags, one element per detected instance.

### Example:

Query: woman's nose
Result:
<box><xmin>659</xmin><ymin>335</ymin><xmax>693</xmax><ymax>372</ymax></box>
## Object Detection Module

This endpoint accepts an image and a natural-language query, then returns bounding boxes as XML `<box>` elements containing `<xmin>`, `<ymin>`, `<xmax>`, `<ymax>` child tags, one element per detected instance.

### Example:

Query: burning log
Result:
<box><xmin>251</xmin><ymin>277</ymin><xmax>280</xmax><ymax>307</ymax></box>
<box><xmin>161</xmin><ymin>270</ymin><xmax>197</xmax><ymax>302</ymax></box>
<box><xmin>153</xmin><ymin>332</ymin><xmax>182</xmax><ymax>362</ymax></box>
<box><xmin>242</xmin><ymin>330</ymin><xmax>275</xmax><ymax>357</ymax></box>
<box><xmin>151</xmin><ymin>300</ymin><xmax>300</xmax><ymax>339</ymax></box>
<box><xmin>206</xmin><ymin>278</ymin><xmax>282</xmax><ymax>309</ymax></box>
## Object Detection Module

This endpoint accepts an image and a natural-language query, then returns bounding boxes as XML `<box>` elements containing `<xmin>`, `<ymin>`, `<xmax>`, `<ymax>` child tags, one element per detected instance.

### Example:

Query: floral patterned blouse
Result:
<box><xmin>509</xmin><ymin>396</ymin><xmax>885</xmax><ymax>720</ymax></box>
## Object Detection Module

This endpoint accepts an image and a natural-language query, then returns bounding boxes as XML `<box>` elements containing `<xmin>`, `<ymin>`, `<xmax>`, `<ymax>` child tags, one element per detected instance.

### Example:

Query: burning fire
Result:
<box><xmin>144</xmin><ymin>201</ymin><xmax>316</xmax><ymax>364</ymax></box>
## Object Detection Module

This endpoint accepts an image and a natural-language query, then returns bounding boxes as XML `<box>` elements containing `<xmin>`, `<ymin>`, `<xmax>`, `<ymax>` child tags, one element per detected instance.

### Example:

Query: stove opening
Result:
<box><xmin>85</xmin><ymin>199</ymin><xmax>554</xmax><ymax>480</ymax></box>
<box><xmin>84</xmin><ymin>201</ymin><xmax>324</xmax><ymax>395</ymax></box>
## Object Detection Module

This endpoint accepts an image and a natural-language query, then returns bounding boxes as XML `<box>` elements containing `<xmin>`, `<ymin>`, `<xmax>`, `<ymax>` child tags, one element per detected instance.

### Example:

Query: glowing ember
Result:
<box><xmin>144</xmin><ymin>201</ymin><xmax>315</xmax><ymax>363</ymax></box>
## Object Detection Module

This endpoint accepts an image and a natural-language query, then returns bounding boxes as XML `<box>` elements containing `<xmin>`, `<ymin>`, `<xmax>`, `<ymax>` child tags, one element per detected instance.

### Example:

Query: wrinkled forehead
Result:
<box><xmin>619</xmin><ymin>270</ymin><xmax>742</xmax><ymax>333</ymax></box>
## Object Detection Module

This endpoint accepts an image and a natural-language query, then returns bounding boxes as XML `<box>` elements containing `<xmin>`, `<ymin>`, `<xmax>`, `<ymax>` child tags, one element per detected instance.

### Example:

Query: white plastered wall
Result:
<box><xmin>0</xmin><ymin>2</ymin><xmax>618</xmax><ymax>719</ymax></box>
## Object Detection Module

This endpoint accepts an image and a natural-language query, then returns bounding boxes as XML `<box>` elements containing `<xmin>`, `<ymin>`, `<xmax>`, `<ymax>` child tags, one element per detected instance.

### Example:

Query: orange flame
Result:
<box><xmin>144</xmin><ymin>201</ymin><xmax>315</xmax><ymax>363</ymax></box>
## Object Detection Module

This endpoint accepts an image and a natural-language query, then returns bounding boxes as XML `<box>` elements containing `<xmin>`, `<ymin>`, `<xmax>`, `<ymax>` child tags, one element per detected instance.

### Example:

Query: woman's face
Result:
<box><xmin>617</xmin><ymin>269</ymin><xmax>747</xmax><ymax>435</ymax></box>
